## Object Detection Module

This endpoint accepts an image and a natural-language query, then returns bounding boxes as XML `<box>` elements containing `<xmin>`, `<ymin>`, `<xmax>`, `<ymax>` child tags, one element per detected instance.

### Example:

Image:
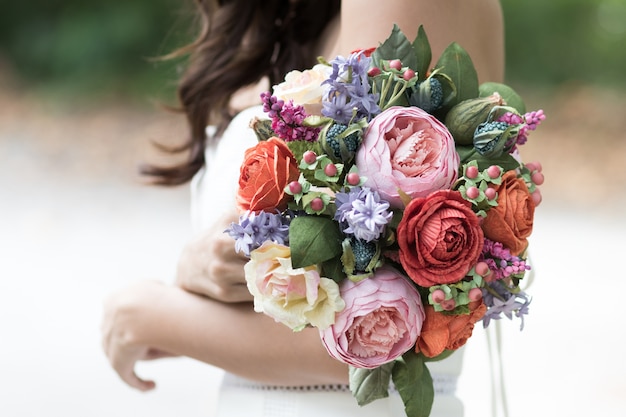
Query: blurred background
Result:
<box><xmin>1</xmin><ymin>0</ymin><xmax>625</xmax><ymax>416</ymax></box>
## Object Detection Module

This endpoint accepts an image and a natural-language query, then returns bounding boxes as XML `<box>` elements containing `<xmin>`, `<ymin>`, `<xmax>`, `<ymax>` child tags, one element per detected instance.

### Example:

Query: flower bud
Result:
<box><xmin>473</xmin><ymin>120</ymin><xmax>520</xmax><ymax>158</ymax></box>
<box><xmin>445</xmin><ymin>93</ymin><xmax>504</xmax><ymax>145</ymax></box>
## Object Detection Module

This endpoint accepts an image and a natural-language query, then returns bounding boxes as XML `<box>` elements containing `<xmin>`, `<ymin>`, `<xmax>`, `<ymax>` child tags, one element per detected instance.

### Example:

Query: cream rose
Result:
<box><xmin>245</xmin><ymin>241</ymin><xmax>344</xmax><ymax>331</ymax></box>
<box><xmin>272</xmin><ymin>64</ymin><xmax>331</xmax><ymax>110</ymax></box>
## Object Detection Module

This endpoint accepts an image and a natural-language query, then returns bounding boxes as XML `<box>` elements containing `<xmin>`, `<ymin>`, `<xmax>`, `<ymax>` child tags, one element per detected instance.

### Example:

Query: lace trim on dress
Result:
<box><xmin>222</xmin><ymin>374</ymin><xmax>458</xmax><ymax>396</ymax></box>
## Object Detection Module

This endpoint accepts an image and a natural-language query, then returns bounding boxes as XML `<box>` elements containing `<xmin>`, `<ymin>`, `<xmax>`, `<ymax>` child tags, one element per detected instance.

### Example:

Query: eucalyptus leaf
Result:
<box><xmin>289</xmin><ymin>216</ymin><xmax>343</xmax><ymax>269</ymax></box>
<box><xmin>371</xmin><ymin>24</ymin><xmax>418</xmax><ymax>71</ymax></box>
<box><xmin>434</xmin><ymin>42</ymin><xmax>479</xmax><ymax>112</ymax></box>
<box><xmin>392</xmin><ymin>353</ymin><xmax>434</xmax><ymax>417</ymax></box>
<box><xmin>412</xmin><ymin>25</ymin><xmax>432</xmax><ymax>80</ymax></box>
<box><xmin>349</xmin><ymin>363</ymin><xmax>394</xmax><ymax>406</ymax></box>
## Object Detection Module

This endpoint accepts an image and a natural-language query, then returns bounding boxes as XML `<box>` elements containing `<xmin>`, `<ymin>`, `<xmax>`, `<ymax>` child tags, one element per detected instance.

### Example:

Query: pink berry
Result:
<box><xmin>532</xmin><ymin>189</ymin><xmax>542</xmax><ymax>206</ymax></box>
<box><xmin>310</xmin><ymin>197</ymin><xmax>324</xmax><ymax>211</ymax></box>
<box><xmin>466</xmin><ymin>186</ymin><xmax>480</xmax><ymax>199</ymax></box>
<box><xmin>466</xmin><ymin>165</ymin><xmax>479</xmax><ymax>179</ymax></box>
<box><xmin>487</xmin><ymin>165</ymin><xmax>501</xmax><ymax>179</ymax></box>
<box><xmin>389</xmin><ymin>59</ymin><xmax>402</xmax><ymax>70</ymax></box>
<box><xmin>484</xmin><ymin>187</ymin><xmax>497</xmax><ymax>200</ymax></box>
<box><xmin>346</xmin><ymin>172</ymin><xmax>360</xmax><ymax>186</ymax></box>
<box><xmin>288</xmin><ymin>181</ymin><xmax>302</xmax><ymax>194</ymax></box>
<box><xmin>440</xmin><ymin>299</ymin><xmax>456</xmax><ymax>311</ymax></box>
<box><xmin>469</xmin><ymin>288</ymin><xmax>483</xmax><ymax>302</ymax></box>
<box><xmin>403</xmin><ymin>69</ymin><xmax>415</xmax><ymax>81</ymax></box>
<box><xmin>432</xmin><ymin>289</ymin><xmax>445</xmax><ymax>304</ymax></box>
<box><xmin>526</xmin><ymin>161</ymin><xmax>542</xmax><ymax>172</ymax></box>
<box><xmin>367</xmin><ymin>67</ymin><xmax>381</xmax><ymax>77</ymax></box>
<box><xmin>475</xmin><ymin>261</ymin><xmax>490</xmax><ymax>277</ymax></box>
<box><xmin>303</xmin><ymin>151</ymin><xmax>317</xmax><ymax>165</ymax></box>
<box><xmin>324</xmin><ymin>163</ymin><xmax>338</xmax><ymax>177</ymax></box>
<box><xmin>531</xmin><ymin>171</ymin><xmax>545</xmax><ymax>185</ymax></box>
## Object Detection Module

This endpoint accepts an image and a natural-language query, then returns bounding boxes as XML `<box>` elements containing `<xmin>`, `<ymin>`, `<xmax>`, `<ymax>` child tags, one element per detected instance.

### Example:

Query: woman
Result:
<box><xmin>101</xmin><ymin>0</ymin><xmax>505</xmax><ymax>415</ymax></box>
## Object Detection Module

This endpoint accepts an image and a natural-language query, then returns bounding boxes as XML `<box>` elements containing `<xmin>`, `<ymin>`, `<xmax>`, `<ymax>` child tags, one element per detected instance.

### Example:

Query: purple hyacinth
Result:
<box><xmin>225</xmin><ymin>210</ymin><xmax>290</xmax><ymax>256</ymax></box>
<box><xmin>322</xmin><ymin>52</ymin><xmax>380</xmax><ymax>124</ymax></box>
<box><xmin>481</xmin><ymin>281</ymin><xmax>531</xmax><ymax>330</ymax></box>
<box><xmin>497</xmin><ymin>109</ymin><xmax>546</xmax><ymax>148</ymax></box>
<box><xmin>334</xmin><ymin>187</ymin><xmax>392</xmax><ymax>242</ymax></box>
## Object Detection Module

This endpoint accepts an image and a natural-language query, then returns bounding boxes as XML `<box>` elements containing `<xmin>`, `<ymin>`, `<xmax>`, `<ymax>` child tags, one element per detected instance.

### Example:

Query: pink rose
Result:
<box><xmin>356</xmin><ymin>106</ymin><xmax>459</xmax><ymax>208</ymax></box>
<box><xmin>319</xmin><ymin>266</ymin><xmax>424</xmax><ymax>369</ymax></box>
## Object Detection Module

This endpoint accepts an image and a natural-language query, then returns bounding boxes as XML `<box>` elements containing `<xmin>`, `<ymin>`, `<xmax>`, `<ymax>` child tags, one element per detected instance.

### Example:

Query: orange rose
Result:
<box><xmin>482</xmin><ymin>170</ymin><xmax>535</xmax><ymax>256</ymax></box>
<box><xmin>415</xmin><ymin>300</ymin><xmax>487</xmax><ymax>358</ymax></box>
<box><xmin>236</xmin><ymin>137</ymin><xmax>300</xmax><ymax>213</ymax></box>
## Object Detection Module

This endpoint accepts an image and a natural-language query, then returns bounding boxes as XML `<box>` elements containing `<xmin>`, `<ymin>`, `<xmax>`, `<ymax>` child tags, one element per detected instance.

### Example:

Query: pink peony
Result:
<box><xmin>319</xmin><ymin>266</ymin><xmax>424</xmax><ymax>369</ymax></box>
<box><xmin>355</xmin><ymin>106</ymin><xmax>459</xmax><ymax>208</ymax></box>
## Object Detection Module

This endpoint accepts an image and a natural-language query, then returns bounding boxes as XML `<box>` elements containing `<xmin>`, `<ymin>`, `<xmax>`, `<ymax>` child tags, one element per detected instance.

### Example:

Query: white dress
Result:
<box><xmin>190</xmin><ymin>106</ymin><xmax>465</xmax><ymax>417</ymax></box>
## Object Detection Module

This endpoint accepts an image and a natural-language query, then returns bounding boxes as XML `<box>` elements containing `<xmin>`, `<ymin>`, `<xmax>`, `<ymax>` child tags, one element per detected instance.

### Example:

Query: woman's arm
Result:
<box><xmin>335</xmin><ymin>0</ymin><xmax>504</xmax><ymax>83</ymax></box>
<box><xmin>101</xmin><ymin>281</ymin><xmax>348</xmax><ymax>390</ymax></box>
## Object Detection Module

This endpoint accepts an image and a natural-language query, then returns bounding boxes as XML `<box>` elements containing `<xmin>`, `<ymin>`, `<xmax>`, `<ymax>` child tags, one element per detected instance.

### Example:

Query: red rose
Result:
<box><xmin>236</xmin><ymin>137</ymin><xmax>300</xmax><ymax>213</ymax></box>
<box><xmin>415</xmin><ymin>300</ymin><xmax>487</xmax><ymax>358</ymax></box>
<box><xmin>482</xmin><ymin>171</ymin><xmax>535</xmax><ymax>256</ymax></box>
<box><xmin>397</xmin><ymin>190</ymin><xmax>484</xmax><ymax>287</ymax></box>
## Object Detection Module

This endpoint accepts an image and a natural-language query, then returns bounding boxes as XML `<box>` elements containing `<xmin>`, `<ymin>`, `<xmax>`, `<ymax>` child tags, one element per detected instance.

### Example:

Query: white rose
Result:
<box><xmin>245</xmin><ymin>242</ymin><xmax>344</xmax><ymax>331</ymax></box>
<box><xmin>272</xmin><ymin>64</ymin><xmax>331</xmax><ymax>107</ymax></box>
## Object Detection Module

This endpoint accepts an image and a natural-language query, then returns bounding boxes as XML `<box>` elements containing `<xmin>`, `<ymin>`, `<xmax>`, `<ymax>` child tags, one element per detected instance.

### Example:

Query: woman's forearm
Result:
<box><xmin>129</xmin><ymin>282</ymin><xmax>349</xmax><ymax>386</ymax></box>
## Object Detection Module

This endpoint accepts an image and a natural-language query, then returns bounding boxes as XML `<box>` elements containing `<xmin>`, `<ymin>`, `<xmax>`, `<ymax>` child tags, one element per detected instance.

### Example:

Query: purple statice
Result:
<box><xmin>481</xmin><ymin>281</ymin><xmax>531</xmax><ymax>330</ymax></box>
<box><xmin>322</xmin><ymin>52</ymin><xmax>380</xmax><ymax>124</ymax></box>
<box><xmin>225</xmin><ymin>210</ymin><xmax>290</xmax><ymax>256</ymax></box>
<box><xmin>260</xmin><ymin>91</ymin><xmax>319</xmax><ymax>142</ymax></box>
<box><xmin>480</xmin><ymin>238</ymin><xmax>531</xmax><ymax>282</ymax></box>
<box><xmin>334</xmin><ymin>187</ymin><xmax>392</xmax><ymax>242</ymax></box>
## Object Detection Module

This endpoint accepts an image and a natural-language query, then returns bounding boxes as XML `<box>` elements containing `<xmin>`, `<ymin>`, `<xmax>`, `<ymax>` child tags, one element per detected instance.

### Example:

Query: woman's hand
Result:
<box><xmin>176</xmin><ymin>212</ymin><xmax>252</xmax><ymax>302</ymax></box>
<box><xmin>101</xmin><ymin>281</ymin><xmax>177</xmax><ymax>391</ymax></box>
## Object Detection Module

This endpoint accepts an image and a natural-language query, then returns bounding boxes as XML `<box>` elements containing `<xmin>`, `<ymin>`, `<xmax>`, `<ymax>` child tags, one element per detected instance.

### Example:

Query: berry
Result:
<box><xmin>466</xmin><ymin>165</ymin><xmax>479</xmax><ymax>179</ymax></box>
<box><xmin>475</xmin><ymin>261</ymin><xmax>490</xmax><ymax>276</ymax></box>
<box><xmin>484</xmin><ymin>187</ymin><xmax>497</xmax><ymax>200</ymax></box>
<box><xmin>403</xmin><ymin>69</ymin><xmax>416</xmax><ymax>81</ymax></box>
<box><xmin>532</xmin><ymin>189</ymin><xmax>542</xmax><ymax>206</ymax></box>
<box><xmin>346</xmin><ymin>172</ymin><xmax>360</xmax><ymax>186</ymax></box>
<box><xmin>429</xmin><ymin>78</ymin><xmax>443</xmax><ymax>108</ymax></box>
<box><xmin>310</xmin><ymin>197</ymin><xmax>324</xmax><ymax>212</ymax></box>
<box><xmin>531</xmin><ymin>171</ymin><xmax>545</xmax><ymax>186</ymax></box>
<box><xmin>288</xmin><ymin>181</ymin><xmax>302</xmax><ymax>194</ymax></box>
<box><xmin>368</xmin><ymin>67</ymin><xmax>381</xmax><ymax>77</ymax></box>
<box><xmin>431</xmin><ymin>289</ymin><xmax>446</xmax><ymax>304</ymax></box>
<box><xmin>487</xmin><ymin>165</ymin><xmax>501</xmax><ymax>179</ymax></box>
<box><xmin>440</xmin><ymin>299</ymin><xmax>456</xmax><ymax>311</ymax></box>
<box><xmin>389</xmin><ymin>59</ymin><xmax>402</xmax><ymax>70</ymax></box>
<box><xmin>469</xmin><ymin>288</ymin><xmax>483</xmax><ymax>302</ymax></box>
<box><xmin>303</xmin><ymin>151</ymin><xmax>317</xmax><ymax>164</ymax></box>
<box><xmin>324</xmin><ymin>163</ymin><xmax>338</xmax><ymax>177</ymax></box>
<box><xmin>466</xmin><ymin>186</ymin><xmax>480</xmax><ymax>199</ymax></box>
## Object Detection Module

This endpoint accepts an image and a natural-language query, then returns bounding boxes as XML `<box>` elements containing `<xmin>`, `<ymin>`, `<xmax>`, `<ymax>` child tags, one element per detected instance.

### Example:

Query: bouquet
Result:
<box><xmin>226</xmin><ymin>25</ymin><xmax>545</xmax><ymax>417</ymax></box>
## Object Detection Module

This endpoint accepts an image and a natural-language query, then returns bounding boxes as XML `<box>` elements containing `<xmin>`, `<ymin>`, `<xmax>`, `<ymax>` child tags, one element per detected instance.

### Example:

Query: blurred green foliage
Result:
<box><xmin>0</xmin><ymin>0</ymin><xmax>625</xmax><ymax>102</ymax></box>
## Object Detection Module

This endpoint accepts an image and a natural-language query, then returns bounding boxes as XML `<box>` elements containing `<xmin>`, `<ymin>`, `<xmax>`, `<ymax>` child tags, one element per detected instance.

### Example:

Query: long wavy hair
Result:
<box><xmin>143</xmin><ymin>0</ymin><xmax>341</xmax><ymax>185</ymax></box>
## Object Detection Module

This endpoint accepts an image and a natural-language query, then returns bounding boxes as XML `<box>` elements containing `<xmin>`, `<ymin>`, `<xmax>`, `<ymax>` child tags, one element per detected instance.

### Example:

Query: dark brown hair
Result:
<box><xmin>143</xmin><ymin>0</ymin><xmax>341</xmax><ymax>185</ymax></box>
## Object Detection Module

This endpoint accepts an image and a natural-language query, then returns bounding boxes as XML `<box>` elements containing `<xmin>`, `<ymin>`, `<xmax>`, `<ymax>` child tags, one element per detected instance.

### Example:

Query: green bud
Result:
<box><xmin>444</xmin><ymin>93</ymin><xmax>505</xmax><ymax>145</ymax></box>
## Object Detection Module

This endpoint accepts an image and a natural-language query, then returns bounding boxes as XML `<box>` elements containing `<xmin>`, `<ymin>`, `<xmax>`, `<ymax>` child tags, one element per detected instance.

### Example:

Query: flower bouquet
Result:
<box><xmin>226</xmin><ymin>25</ymin><xmax>545</xmax><ymax>417</ymax></box>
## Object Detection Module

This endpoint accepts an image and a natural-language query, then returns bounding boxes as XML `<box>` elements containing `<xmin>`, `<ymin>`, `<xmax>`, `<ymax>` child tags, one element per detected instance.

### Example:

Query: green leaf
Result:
<box><xmin>434</xmin><ymin>42</ymin><xmax>479</xmax><ymax>112</ymax></box>
<box><xmin>392</xmin><ymin>353</ymin><xmax>434</xmax><ymax>417</ymax></box>
<box><xmin>349</xmin><ymin>363</ymin><xmax>394</xmax><ymax>406</ymax></box>
<box><xmin>456</xmin><ymin>145</ymin><xmax>520</xmax><ymax>172</ymax></box>
<box><xmin>320</xmin><ymin>256</ymin><xmax>346</xmax><ymax>283</ymax></box>
<box><xmin>289</xmin><ymin>216</ymin><xmax>343</xmax><ymax>269</ymax></box>
<box><xmin>412</xmin><ymin>25</ymin><xmax>432</xmax><ymax>81</ymax></box>
<box><xmin>371</xmin><ymin>24</ymin><xmax>418</xmax><ymax>71</ymax></box>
